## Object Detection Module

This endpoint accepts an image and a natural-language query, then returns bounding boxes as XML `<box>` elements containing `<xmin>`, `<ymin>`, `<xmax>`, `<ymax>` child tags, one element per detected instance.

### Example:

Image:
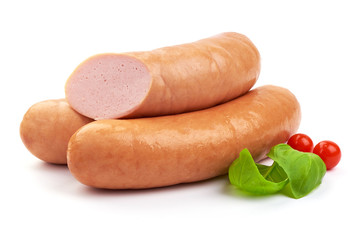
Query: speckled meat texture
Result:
<box><xmin>20</xmin><ymin>99</ymin><xmax>93</xmax><ymax>164</ymax></box>
<box><xmin>67</xmin><ymin>85</ymin><xmax>301</xmax><ymax>189</ymax></box>
<box><xmin>65</xmin><ymin>32</ymin><xmax>261</xmax><ymax>120</ymax></box>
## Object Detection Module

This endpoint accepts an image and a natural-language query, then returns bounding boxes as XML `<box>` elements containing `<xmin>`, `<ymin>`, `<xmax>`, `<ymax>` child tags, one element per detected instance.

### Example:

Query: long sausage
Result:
<box><xmin>67</xmin><ymin>85</ymin><xmax>301</xmax><ymax>189</ymax></box>
<box><xmin>20</xmin><ymin>99</ymin><xmax>93</xmax><ymax>164</ymax></box>
<box><xmin>65</xmin><ymin>32</ymin><xmax>260</xmax><ymax>120</ymax></box>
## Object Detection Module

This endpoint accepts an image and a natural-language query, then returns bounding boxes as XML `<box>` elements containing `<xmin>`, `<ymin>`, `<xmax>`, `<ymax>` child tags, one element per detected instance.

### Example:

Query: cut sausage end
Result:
<box><xmin>65</xmin><ymin>54</ymin><xmax>151</xmax><ymax>119</ymax></box>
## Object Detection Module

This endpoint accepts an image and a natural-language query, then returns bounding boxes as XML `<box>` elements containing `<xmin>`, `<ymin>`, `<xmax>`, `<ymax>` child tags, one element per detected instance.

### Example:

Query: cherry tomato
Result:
<box><xmin>313</xmin><ymin>140</ymin><xmax>341</xmax><ymax>170</ymax></box>
<box><xmin>287</xmin><ymin>133</ymin><xmax>314</xmax><ymax>152</ymax></box>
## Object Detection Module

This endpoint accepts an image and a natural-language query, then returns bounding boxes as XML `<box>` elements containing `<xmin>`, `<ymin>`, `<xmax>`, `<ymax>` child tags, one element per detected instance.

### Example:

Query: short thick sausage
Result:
<box><xmin>67</xmin><ymin>85</ymin><xmax>301</xmax><ymax>189</ymax></box>
<box><xmin>20</xmin><ymin>99</ymin><xmax>92</xmax><ymax>164</ymax></box>
<box><xmin>65</xmin><ymin>32</ymin><xmax>260</xmax><ymax>119</ymax></box>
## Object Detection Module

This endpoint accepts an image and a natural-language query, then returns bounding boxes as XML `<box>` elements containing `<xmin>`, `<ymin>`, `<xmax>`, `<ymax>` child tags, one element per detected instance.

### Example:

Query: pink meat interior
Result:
<box><xmin>66</xmin><ymin>54</ymin><xmax>151</xmax><ymax>119</ymax></box>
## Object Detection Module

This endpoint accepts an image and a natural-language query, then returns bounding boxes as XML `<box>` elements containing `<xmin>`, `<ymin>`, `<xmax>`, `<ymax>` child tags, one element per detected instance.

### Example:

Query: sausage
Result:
<box><xmin>20</xmin><ymin>99</ymin><xmax>93</xmax><ymax>164</ymax></box>
<box><xmin>67</xmin><ymin>85</ymin><xmax>301</xmax><ymax>189</ymax></box>
<box><xmin>65</xmin><ymin>32</ymin><xmax>260</xmax><ymax>120</ymax></box>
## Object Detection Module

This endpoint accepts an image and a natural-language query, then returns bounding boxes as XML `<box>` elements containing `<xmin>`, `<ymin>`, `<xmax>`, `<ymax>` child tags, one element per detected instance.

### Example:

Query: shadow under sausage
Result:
<box><xmin>32</xmin><ymin>161</ymin><xmax>282</xmax><ymax>200</ymax></box>
<box><xmin>31</xmin><ymin>161</ymin><xmax>77</xmax><ymax>188</ymax></box>
<box><xmin>35</xmin><ymin>161</ymin><xmax>69</xmax><ymax>170</ymax></box>
<box><xmin>32</xmin><ymin>161</ymin><xmax>228</xmax><ymax>196</ymax></box>
<box><xmin>80</xmin><ymin>175</ymin><xmax>230</xmax><ymax>197</ymax></box>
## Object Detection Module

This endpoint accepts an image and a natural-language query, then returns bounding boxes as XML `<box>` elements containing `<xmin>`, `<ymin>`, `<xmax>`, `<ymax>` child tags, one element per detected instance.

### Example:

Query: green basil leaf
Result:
<box><xmin>267</xmin><ymin>144</ymin><xmax>326</xmax><ymax>199</ymax></box>
<box><xmin>256</xmin><ymin>162</ymin><xmax>288</xmax><ymax>184</ymax></box>
<box><xmin>228</xmin><ymin>148</ymin><xmax>288</xmax><ymax>195</ymax></box>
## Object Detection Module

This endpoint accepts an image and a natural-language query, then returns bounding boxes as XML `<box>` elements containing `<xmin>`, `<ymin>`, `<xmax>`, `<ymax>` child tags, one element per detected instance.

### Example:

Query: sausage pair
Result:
<box><xmin>20</xmin><ymin>32</ymin><xmax>301</xmax><ymax>189</ymax></box>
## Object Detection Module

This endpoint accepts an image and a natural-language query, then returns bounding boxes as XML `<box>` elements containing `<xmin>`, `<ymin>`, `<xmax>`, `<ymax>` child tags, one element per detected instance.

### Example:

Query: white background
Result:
<box><xmin>1</xmin><ymin>0</ymin><xmax>359</xmax><ymax>239</ymax></box>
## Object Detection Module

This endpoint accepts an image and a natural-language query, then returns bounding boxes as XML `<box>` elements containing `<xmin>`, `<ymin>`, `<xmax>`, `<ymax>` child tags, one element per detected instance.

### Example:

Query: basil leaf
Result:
<box><xmin>256</xmin><ymin>162</ymin><xmax>288</xmax><ymax>184</ymax></box>
<box><xmin>267</xmin><ymin>144</ymin><xmax>326</xmax><ymax>199</ymax></box>
<box><xmin>228</xmin><ymin>144</ymin><xmax>327</xmax><ymax>199</ymax></box>
<box><xmin>228</xmin><ymin>148</ymin><xmax>288</xmax><ymax>195</ymax></box>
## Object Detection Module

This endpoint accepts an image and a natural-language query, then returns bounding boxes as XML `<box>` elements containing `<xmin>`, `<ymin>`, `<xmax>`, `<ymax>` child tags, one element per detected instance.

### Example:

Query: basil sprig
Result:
<box><xmin>228</xmin><ymin>144</ymin><xmax>326</xmax><ymax>199</ymax></box>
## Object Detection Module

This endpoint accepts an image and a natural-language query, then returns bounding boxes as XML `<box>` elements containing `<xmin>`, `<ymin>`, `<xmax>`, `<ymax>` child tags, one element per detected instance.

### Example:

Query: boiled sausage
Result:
<box><xmin>67</xmin><ymin>85</ymin><xmax>301</xmax><ymax>189</ymax></box>
<box><xmin>20</xmin><ymin>99</ymin><xmax>92</xmax><ymax>164</ymax></box>
<box><xmin>65</xmin><ymin>32</ymin><xmax>260</xmax><ymax>119</ymax></box>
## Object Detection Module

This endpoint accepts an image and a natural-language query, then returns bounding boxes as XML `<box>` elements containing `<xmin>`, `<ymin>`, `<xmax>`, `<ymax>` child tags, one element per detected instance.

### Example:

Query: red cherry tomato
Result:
<box><xmin>287</xmin><ymin>133</ymin><xmax>314</xmax><ymax>152</ymax></box>
<box><xmin>313</xmin><ymin>141</ymin><xmax>341</xmax><ymax>170</ymax></box>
